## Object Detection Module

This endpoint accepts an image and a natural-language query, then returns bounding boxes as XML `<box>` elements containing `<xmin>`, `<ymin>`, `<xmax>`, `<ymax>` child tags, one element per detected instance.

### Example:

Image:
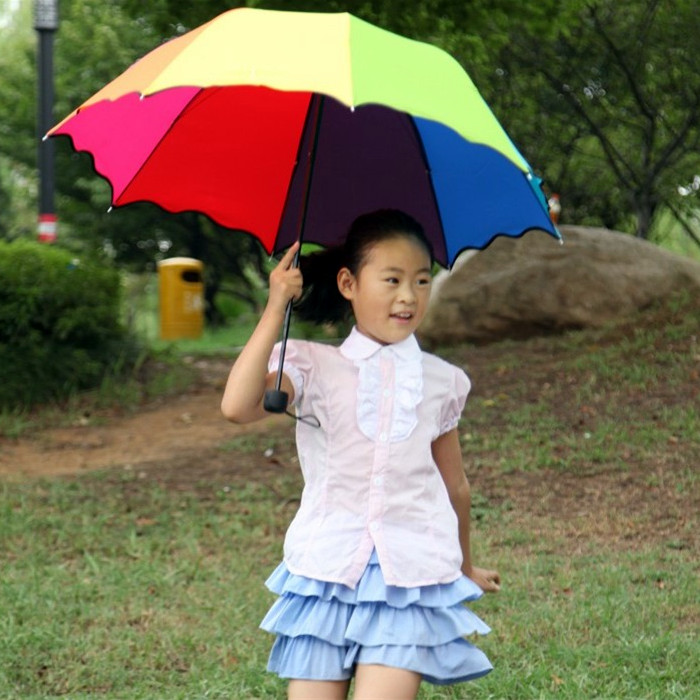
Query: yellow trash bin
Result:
<box><xmin>157</xmin><ymin>257</ymin><xmax>204</xmax><ymax>340</ymax></box>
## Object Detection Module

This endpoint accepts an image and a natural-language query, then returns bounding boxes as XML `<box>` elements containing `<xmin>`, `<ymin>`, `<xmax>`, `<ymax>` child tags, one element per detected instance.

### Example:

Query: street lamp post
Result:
<box><xmin>35</xmin><ymin>0</ymin><xmax>59</xmax><ymax>243</ymax></box>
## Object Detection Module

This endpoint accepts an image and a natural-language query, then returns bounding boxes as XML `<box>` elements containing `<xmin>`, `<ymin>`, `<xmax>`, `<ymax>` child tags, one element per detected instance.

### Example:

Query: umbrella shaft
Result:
<box><xmin>294</xmin><ymin>93</ymin><xmax>325</xmax><ymax>244</ymax></box>
<box><xmin>274</xmin><ymin>298</ymin><xmax>294</xmax><ymax>392</ymax></box>
<box><xmin>267</xmin><ymin>97</ymin><xmax>324</xmax><ymax>411</ymax></box>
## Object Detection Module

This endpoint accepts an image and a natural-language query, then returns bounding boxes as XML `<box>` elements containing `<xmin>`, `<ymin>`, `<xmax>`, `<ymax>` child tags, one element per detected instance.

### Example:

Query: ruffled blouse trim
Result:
<box><xmin>354</xmin><ymin>345</ymin><xmax>423</xmax><ymax>443</ymax></box>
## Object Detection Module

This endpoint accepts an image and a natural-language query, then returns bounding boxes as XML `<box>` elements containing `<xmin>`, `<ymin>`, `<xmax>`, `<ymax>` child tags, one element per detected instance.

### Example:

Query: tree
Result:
<box><xmin>484</xmin><ymin>0</ymin><xmax>700</xmax><ymax>243</ymax></box>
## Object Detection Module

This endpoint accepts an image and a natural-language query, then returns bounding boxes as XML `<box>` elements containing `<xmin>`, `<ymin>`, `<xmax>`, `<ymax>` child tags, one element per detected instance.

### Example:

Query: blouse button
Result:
<box><xmin>374</xmin><ymin>476</ymin><xmax>384</xmax><ymax>486</ymax></box>
<box><xmin>369</xmin><ymin>521</ymin><xmax>380</xmax><ymax>532</ymax></box>
<box><xmin>379</xmin><ymin>432</ymin><xmax>388</xmax><ymax>442</ymax></box>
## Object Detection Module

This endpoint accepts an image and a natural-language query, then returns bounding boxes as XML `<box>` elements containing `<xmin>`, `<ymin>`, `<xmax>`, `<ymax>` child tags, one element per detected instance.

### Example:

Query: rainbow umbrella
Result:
<box><xmin>49</xmin><ymin>6</ymin><xmax>559</xmax><ymax>268</ymax></box>
<box><xmin>49</xmin><ymin>7</ymin><xmax>560</xmax><ymax>412</ymax></box>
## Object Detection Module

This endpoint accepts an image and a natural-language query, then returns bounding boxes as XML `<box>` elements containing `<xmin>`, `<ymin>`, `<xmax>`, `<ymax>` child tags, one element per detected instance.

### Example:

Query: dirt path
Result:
<box><xmin>0</xmin><ymin>359</ymin><xmax>286</xmax><ymax>479</ymax></box>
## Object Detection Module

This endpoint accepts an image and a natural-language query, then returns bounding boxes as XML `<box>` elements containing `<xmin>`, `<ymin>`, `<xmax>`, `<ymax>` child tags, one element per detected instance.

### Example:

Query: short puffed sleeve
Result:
<box><xmin>438</xmin><ymin>365</ymin><xmax>471</xmax><ymax>436</ymax></box>
<box><xmin>268</xmin><ymin>340</ymin><xmax>311</xmax><ymax>407</ymax></box>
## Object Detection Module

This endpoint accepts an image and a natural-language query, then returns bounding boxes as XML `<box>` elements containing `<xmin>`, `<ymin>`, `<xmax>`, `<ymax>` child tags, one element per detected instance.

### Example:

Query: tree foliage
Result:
<box><xmin>483</xmin><ymin>0</ymin><xmax>700</xmax><ymax>241</ymax></box>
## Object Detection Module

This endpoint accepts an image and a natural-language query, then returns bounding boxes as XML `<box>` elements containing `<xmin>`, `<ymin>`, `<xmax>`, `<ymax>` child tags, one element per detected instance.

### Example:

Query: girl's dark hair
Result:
<box><xmin>294</xmin><ymin>209</ymin><xmax>433</xmax><ymax>325</ymax></box>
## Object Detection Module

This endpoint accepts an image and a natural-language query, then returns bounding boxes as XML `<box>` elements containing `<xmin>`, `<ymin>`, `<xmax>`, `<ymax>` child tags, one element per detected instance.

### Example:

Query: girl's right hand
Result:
<box><xmin>268</xmin><ymin>242</ymin><xmax>303</xmax><ymax>314</ymax></box>
<box><xmin>469</xmin><ymin>566</ymin><xmax>501</xmax><ymax>593</ymax></box>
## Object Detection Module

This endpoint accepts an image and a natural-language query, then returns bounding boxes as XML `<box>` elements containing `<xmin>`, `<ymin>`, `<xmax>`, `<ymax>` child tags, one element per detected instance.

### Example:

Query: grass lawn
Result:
<box><xmin>1</xmin><ymin>294</ymin><xmax>698</xmax><ymax>699</ymax></box>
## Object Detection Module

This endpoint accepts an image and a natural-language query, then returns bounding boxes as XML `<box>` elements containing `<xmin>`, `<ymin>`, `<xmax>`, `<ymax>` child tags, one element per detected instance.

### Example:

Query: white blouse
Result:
<box><xmin>268</xmin><ymin>327</ymin><xmax>471</xmax><ymax>588</ymax></box>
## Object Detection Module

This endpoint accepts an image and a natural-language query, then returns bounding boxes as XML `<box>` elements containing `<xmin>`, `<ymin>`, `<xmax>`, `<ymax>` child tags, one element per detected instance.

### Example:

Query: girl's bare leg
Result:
<box><xmin>288</xmin><ymin>679</ymin><xmax>350</xmax><ymax>700</ymax></box>
<box><xmin>353</xmin><ymin>664</ymin><xmax>421</xmax><ymax>700</ymax></box>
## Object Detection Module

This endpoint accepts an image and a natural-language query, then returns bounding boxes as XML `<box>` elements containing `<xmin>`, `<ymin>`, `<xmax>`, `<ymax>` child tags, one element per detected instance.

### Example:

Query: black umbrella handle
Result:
<box><xmin>263</xmin><ymin>297</ymin><xmax>294</xmax><ymax>413</ymax></box>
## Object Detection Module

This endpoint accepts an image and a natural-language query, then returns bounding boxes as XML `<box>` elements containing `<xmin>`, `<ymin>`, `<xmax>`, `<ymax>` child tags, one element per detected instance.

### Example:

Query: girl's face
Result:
<box><xmin>337</xmin><ymin>236</ymin><xmax>432</xmax><ymax>345</ymax></box>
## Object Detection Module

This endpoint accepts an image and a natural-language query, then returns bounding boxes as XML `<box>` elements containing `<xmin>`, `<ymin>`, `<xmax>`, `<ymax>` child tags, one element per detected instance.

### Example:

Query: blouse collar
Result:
<box><xmin>339</xmin><ymin>326</ymin><xmax>422</xmax><ymax>363</ymax></box>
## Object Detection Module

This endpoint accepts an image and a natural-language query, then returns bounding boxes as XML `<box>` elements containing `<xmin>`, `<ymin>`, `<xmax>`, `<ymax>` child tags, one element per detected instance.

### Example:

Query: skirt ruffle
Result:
<box><xmin>260</xmin><ymin>550</ymin><xmax>493</xmax><ymax>685</ymax></box>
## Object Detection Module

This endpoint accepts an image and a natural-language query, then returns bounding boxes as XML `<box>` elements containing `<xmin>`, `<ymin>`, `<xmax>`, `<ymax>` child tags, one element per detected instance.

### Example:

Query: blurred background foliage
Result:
<box><xmin>0</xmin><ymin>239</ymin><xmax>132</xmax><ymax>408</ymax></box>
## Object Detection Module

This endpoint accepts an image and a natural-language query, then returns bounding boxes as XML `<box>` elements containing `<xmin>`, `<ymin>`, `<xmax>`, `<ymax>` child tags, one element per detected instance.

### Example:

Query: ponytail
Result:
<box><xmin>294</xmin><ymin>246</ymin><xmax>351</xmax><ymax>324</ymax></box>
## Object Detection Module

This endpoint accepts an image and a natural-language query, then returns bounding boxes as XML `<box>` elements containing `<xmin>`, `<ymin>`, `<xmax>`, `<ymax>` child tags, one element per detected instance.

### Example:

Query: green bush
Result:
<box><xmin>0</xmin><ymin>240</ymin><xmax>131</xmax><ymax>409</ymax></box>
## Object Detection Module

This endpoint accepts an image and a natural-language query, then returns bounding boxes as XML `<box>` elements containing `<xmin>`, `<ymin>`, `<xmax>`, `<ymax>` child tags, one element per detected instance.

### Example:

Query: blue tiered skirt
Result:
<box><xmin>260</xmin><ymin>550</ymin><xmax>493</xmax><ymax>685</ymax></box>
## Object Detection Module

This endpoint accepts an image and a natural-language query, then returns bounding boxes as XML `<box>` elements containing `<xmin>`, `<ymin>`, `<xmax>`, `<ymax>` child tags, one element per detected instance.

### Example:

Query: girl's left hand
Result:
<box><xmin>469</xmin><ymin>566</ymin><xmax>501</xmax><ymax>593</ymax></box>
<box><xmin>267</xmin><ymin>242</ymin><xmax>303</xmax><ymax>314</ymax></box>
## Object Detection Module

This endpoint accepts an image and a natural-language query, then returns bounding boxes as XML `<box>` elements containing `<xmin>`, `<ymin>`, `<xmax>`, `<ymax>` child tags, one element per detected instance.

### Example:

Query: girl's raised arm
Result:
<box><xmin>221</xmin><ymin>243</ymin><xmax>302</xmax><ymax>424</ymax></box>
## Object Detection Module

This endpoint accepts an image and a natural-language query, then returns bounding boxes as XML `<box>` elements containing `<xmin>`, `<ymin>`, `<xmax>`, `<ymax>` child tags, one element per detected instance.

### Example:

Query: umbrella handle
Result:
<box><xmin>263</xmin><ymin>297</ymin><xmax>294</xmax><ymax>413</ymax></box>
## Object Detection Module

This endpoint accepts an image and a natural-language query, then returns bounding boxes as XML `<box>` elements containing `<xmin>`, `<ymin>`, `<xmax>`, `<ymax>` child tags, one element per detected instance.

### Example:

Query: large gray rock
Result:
<box><xmin>419</xmin><ymin>225</ymin><xmax>700</xmax><ymax>345</ymax></box>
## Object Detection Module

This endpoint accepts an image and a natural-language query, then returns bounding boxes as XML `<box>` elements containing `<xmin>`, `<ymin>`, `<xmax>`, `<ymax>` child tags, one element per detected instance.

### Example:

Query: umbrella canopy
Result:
<box><xmin>49</xmin><ymin>6</ymin><xmax>560</xmax><ymax>267</ymax></box>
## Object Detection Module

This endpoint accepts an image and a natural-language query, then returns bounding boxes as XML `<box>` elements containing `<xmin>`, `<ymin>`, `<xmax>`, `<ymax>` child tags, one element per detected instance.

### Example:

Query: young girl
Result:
<box><xmin>221</xmin><ymin>210</ymin><xmax>500</xmax><ymax>700</ymax></box>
